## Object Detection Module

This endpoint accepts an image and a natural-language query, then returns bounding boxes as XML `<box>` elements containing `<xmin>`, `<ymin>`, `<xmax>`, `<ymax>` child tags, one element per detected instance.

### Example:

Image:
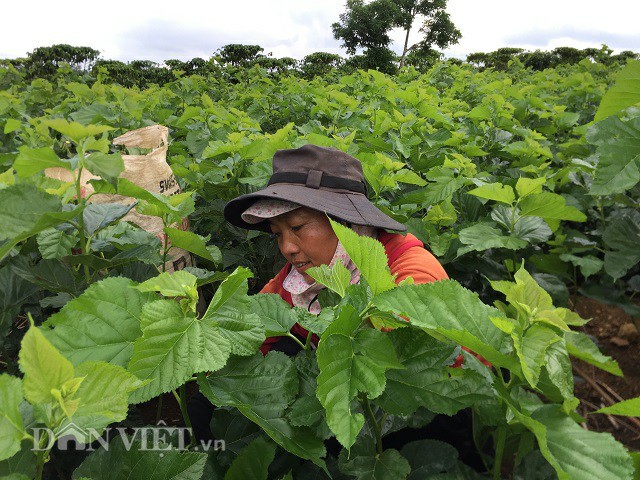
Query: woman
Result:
<box><xmin>223</xmin><ymin>144</ymin><xmax>448</xmax><ymax>353</ymax></box>
<box><xmin>190</xmin><ymin>144</ymin><xmax>480</xmax><ymax>462</ymax></box>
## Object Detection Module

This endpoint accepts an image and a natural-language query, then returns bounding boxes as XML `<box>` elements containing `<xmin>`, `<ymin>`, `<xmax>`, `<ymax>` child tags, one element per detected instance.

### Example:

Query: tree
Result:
<box><xmin>215</xmin><ymin>44</ymin><xmax>264</xmax><ymax>67</ymax></box>
<box><xmin>23</xmin><ymin>44</ymin><xmax>100</xmax><ymax>79</ymax></box>
<box><xmin>394</xmin><ymin>0</ymin><xmax>461</xmax><ymax>67</ymax></box>
<box><xmin>300</xmin><ymin>52</ymin><xmax>345</xmax><ymax>79</ymax></box>
<box><xmin>332</xmin><ymin>0</ymin><xmax>398</xmax><ymax>72</ymax></box>
<box><xmin>331</xmin><ymin>0</ymin><xmax>460</xmax><ymax>71</ymax></box>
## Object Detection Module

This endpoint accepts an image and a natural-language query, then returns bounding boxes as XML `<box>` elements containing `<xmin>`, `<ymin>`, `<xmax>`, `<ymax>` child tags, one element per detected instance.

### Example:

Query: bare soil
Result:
<box><xmin>572</xmin><ymin>296</ymin><xmax>640</xmax><ymax>451</ymax></box>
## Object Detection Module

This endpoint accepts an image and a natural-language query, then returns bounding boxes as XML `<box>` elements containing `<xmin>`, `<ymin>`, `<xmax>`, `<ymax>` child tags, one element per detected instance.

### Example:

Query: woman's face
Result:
<box><xmin>268</xmin><ymin>207</ymin><xmax>338</xmax><ymax>283</ymax></box>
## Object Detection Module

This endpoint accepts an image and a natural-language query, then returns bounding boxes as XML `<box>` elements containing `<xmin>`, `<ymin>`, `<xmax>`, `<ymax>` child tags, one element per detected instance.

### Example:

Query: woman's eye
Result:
<box><xmin>291</xmin><ymin>224</ymin><xmax>303</xmax><ymax>232</ymax></box>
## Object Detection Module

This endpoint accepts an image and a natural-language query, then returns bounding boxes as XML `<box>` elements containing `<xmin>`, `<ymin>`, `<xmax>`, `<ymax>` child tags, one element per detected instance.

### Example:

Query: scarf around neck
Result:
<box><xmin>282</xmin><ymin>225</ymin><xmax>376</xmax><ymax>314</ymax></box>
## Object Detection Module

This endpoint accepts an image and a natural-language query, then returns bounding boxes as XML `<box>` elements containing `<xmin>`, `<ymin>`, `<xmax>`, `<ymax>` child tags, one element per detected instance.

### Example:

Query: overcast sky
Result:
<box><xmin>2</xmin><ymin>0</ymin><xmax>639</xmax><ymax>63</ymax></box>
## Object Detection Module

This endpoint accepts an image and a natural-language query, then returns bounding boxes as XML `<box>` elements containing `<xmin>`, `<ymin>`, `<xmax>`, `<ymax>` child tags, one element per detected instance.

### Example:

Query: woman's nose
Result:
<box><xmin>278</xmin><ymin>231</ymin><xmax>300</xmax><ymax>257</ymax></box>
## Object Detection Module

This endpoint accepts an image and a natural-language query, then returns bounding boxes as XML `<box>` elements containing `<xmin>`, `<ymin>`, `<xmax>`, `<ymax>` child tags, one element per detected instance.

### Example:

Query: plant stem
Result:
<box><xmin>360</xmin><ymin>394</ymin><xmax>382</xmax><ymax>455</ymax></box>
<box><xmin>287</xmin><ymin>333</ymin><xmax>306</xmax><ymax>350</ymax></box>
<box><xmin>34</xmin><ymin>430</ymin><xmax>52</xmax><ymax>480</ymax></box>
<box><xmin>160</xmin><ymin>217</ymin><xmax>174</xmax><ymax>273</ymax></box>
<box><xmin>35</xmin><ymin>451</ymin><xmax>45</xmax><ymax>480</ymax></box>
<box><xmin>155</xmin><ymin>395</ymin><xmax>163</xmax><ymax>424</ymax></box>
<box><xmin>596</xmin><ymin>197</ymin><xmax>607</xmax><ymax>230</ymax></box>
<box><xmin>74</xmin><ymin>159</ymin><xmax>91</xmax><ymax>284</ymax></box>
<box><xmin>493</xmin><ymin>426</ymin><xmax>506</xmax><ymax>480</ymax></box>
<box><xmin>173</xmin><ymin>387</ymin><xmax>195</xmax><ymax>448</ymax></box>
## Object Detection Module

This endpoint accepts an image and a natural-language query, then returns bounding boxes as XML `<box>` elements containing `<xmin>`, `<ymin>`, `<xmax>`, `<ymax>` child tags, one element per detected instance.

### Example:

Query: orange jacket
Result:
<box><xmin>258</xmin><ymin>231</ymin><xmax>448</xmax><ymax>353</ymax></box>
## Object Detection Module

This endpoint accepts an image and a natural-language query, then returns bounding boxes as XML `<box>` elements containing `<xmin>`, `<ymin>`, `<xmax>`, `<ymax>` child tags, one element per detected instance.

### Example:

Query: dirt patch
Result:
<box><xmin>572</xmin><ymin>296</ymin><xmax>640</xmax><ymax>451</ymax></box>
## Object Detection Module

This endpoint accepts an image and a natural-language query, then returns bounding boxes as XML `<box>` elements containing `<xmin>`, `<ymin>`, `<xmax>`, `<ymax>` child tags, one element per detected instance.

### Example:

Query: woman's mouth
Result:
<box><xmin>294</xmin><ymin>261</ymin><xmax>311</xmax><ymax>270</ymax></box>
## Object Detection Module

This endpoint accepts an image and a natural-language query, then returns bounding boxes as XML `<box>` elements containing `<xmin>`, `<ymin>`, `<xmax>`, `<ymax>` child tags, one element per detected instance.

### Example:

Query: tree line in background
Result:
<box><xmin>0</xmin><ymin>42</ymin><xmax>637</xmax><ymax>89</ymax></box>
<box><xmin>1</xmin><ymin>0</ymin><xmax>639</xmax><ymax>87</ymax></box>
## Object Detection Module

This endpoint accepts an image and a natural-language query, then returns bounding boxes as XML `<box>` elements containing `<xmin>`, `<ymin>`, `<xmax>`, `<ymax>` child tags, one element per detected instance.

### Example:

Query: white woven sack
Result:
<box><xmin>46</xmin><ymin>125</ymin><xmax>190</xmax><ymax>272</ymax></box>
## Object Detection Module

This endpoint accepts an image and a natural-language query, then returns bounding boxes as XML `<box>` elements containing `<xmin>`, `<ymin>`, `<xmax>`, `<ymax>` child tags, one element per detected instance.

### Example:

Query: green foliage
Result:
<box><xmin>129</xmin><ymin>268</ymin><xmax>264</xmax><ymax>403</ymax></box>
<box><xmin>0</xmin><ymin>51</ymin><xmax>638</xmax><ymax>479</ymax></box>
<box><xmin>198</xmin><ymin>352</ymin><xmax>327</xmax><ymax>468</ymax></box>
<box><xmin>594</xmin><ymin>397</ymin><xmax>640</xmax><ymax>416</ymax></box>
<box><xmin>0</xmin><ymin>375</ymin><xmax>25</xmax><ymax>461</ymax></box>
<box><xmin>587</xmin><ymin>113</ymin><xmax>640</xmax><ymax>195</ymax></box>
<box><xmin>73</xmin><ymin>435</ymin><xmax>207</xmax><ymax>480</ymax></box>
<box><xmin>329</xmin><ymin>219</ymin><xmax>396</xmax><ymax>296</ymax></box>
<box><xmin>316</xmin><ymin>304</ymin><xmax>402</xmax><ymax>449</ymax></box>
<box><xmin>44</xmin><ymin>277</ymin><xmax>155</xmax><ymax>366</ymax></box>
<box><xmin>223</xmin><ymin>437</ymin><xmax>276</xmax><ymax>480</ymax></box>
<box><xmin>595</xmin><ymin>60</ymin><xmax>640</xmax><ymax>121</ymax></box>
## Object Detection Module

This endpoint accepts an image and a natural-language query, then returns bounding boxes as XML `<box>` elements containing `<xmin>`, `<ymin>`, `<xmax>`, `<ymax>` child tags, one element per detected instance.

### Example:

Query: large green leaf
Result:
<box><xmin>129</xmin><ymin>268</ymin><xmax>263</xmax><ymax>402</ymax></box>
<box><xmin>602</xmin><ymin>210</ymin><xmax>640</xmax><ymax>280</ymax></box>
<box><xmin>512</xmin><ymin>216</ymin><xmax>552</xmax><ymax>244</ymax></box>
<box><xmin>376</xmin><ymin>329</ymin><xmax>493</xmax><ymax>416</ymax></box>
<box><xmin>329</xmin><ymin>219</ymin><xmax>396</xmax><ymax>296</ymax></box>
<box><xmin>44</xmin><ymin>277</ymin><xmax>154</xmax><ymax>367</ymax></box>
<box><xmin>401</xmin><ymin>439</ymin><xmax>484</xmax><ymax>479</ymax></box>
<box><xmin>316</xmin><ymin>305</ymin><xmax>403</xmax><ymax>449</ymax></box>
<box><xmin>530</xmin><ymin>405</ymin><xmax>633</xmax><ymax>480</ymax></box>
<box><xmin>43</xmin><ymin>118</ymin><xmax>113</xmax><ymax>144</ymax></box>
<box><xmin>18</xmin><ymin>324</ymin><xmax>75</xmax><ymax>405</ymax></box>
<box><xmin>82</xmin><ymin>203</ymin><xmax>135</xmax><ymax>236</ymax></box>
<box><xmin>250</xmin><ymin>293</ymin><xmax>295</xmax><ymax>337</ymax></box>
<box><xmin>36</xmin><ymin>228</ymin><xmax>78</xmax><ymax>259</ymax></box>
<box><xmin>306</xmin><ymin>262</ymin><xmax>352</xmax><ymax>298</ymax></box>
<box><xmin>468</xmin><ymin>183</ymin><xmax>515</xmax><ymax>204</ymax></box>
<box><xmin>136</xmin><ymin>271</ymin><xmax>199</xmax><ymax>300</ymax></box>
<box><xmin>373</xmin><ymin>281</ymin><xmax>517</xmax><ymax>370</ymax></box>
<box><xmin>57</xmin><ymin>361</ymin><xmax>141</xmax><ymax>438</ymax></box>
<box><xmin>202</xmin><ymin>267</ymin><xmax>265</xmax><ymax>356</ymax></box>
<box><xmin>204</xmin><ymin>266</ymin><xmax>253</xmax><ymax>317</ymax></box>
<box><xmin>223</xmin><ymin>437</ymin><xmax>276</xmax><ymax>480</ymax></box>
<box><xmin>594</xmin><ymin>397</ymin><xmax>640</xmax><ymax>416</ymax></box>
<box><xmin>518</xmin><ymin>192</ymin><xmax>586</xmax><ymax>231</ymax></box>
<box><xmin>0</xmin><ymin>185</ymin><xmax>62</xmax><ymax>241</ymax></box>
<box><xmin>587</xmin><ymin>113</ymin><xmax>640</xmax><ymax>195</ymax></box>
<box><xmin>116</xmin><ymin>178</ymin><xmax>181</xmax><ymax>216</ymax></box>
<box><xmin>595</xmin><ymin>60</ymin><xmax>640</xmax><ymax>121</ymax></box>
<box><xmin>165</xmin><ymin>227</ymin><xmax>221</xmax><ymax>263</ymax></box>
<box><xmin>559</xmin><ymin>254</ymin><xmax>603</xmax><ymax>279</ymax></box>
<box><xmin>565</xmin><ymin>331</ymin><xmax>622</xmax><ymax>376</ymax></box>
<box><xmin>0</xmin><ymin>266</ymin><xmax>39</xmax><ymax>348</ymax></box>
<box><xmin>198</xmin><ymin>353</ymin><xmax>327</xmax><ymax>468</ymax></box>
<box><xmin>72</xmin><ymin>435</ymin><xmax>207</xmax><ymax>480</ymax></box>
<box><xmin>514</xmin><ymin>325</ymin><xmax>560</xmax><ymax>387</ymax></box>
<box><xmin>127</xmin><ymin>301</ymin><xmax>231</xmax><ymax>403</ymax></box>
<box><xmin>541</xmin><ymin>340</ymin><xmax>574</xmax><ymax>403</ymax></box>
<box><xmin>292</xmin><ymin>307</ymin><xmax>335</xmax><ymax>336</ymax></box>
<box><xmin>339</xmin><ymin>448</ymin><xmax>411</xmax><ymax>480</ymax></box>
<box><xmin>0</xmin><ymin>442</ymin><xmax>36</xmax><ymax>478</ymax></box>
<box><xmin>515</xmin><ymin>177</ymin><xmax>546</xmax><ymax>198</ymax></box>
<box><xmin>457</xmin><ymin>223</ymin><xmax>527</xmax><ymax>255</ymax></box>
<box><xmin>11</xmin><ymin>258</ymin><xmax>85</xmax><ymax>296</ymax></box>
<box><xmin>0</xmin><ymin>375</ymin><xmax>25</xmax><ymax>462</ymax></box>
<box><xmin>13</xmin><ymin>146</ymin><xmax>71</xmax><ymax>178</ymax></box>
<box><xmin>0</xmin><ymin>185</ymin><xmax>83</xmax><ymax>260</ymax></box>
<box><xmin>83</xmin><ymin>152</ymin><xmax>124</xmax><ymax>185</ymax></box>
<box><xmin>394</xmin><ymin>175</ymin><xmax>468</xmax><ymax>206</ymax></box>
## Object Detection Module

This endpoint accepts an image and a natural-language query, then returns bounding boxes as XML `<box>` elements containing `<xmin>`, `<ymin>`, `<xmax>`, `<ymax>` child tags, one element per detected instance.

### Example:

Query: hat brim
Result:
<box><xmin>224</xmin><ymin>184</ymin><xmax>406</xmax><ymax>232</ymax></box>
